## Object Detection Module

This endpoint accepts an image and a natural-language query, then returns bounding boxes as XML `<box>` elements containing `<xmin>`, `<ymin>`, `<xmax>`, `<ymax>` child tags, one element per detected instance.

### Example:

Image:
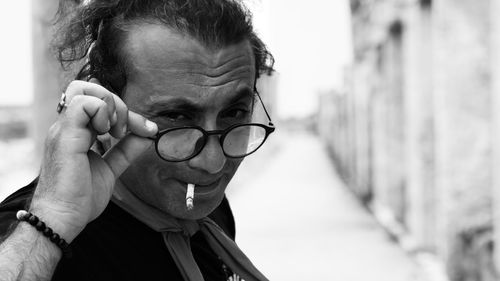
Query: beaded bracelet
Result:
<box><xmin>16</xmin><ymin>210</ymin><xmax>72</xmax><ymax>258</ymax></box>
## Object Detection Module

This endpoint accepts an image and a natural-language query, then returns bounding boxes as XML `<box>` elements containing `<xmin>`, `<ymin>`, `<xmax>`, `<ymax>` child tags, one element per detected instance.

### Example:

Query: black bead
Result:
<box><xmin>57</xmin><ymin>239</ymin><xmax>67</xmax><ymax>248</ymax></box>
<box><xmin>42</xmin><ymin>227</ymin><xmax>53</xmax><ymax>237</ymax></box>
<box><xmin>28</xmin><ymin>215</ymin><xmax>39</xmax><ymax>225</ymax></box>
<box><xmin>35</xmin><ymin>221</ymin><xmax>46</xmax><ymax>231</ymax></box>
<box><xmin>50</xmin><ymin>233</ymin><xmax>60</xmax><ymax>243</ymax></box>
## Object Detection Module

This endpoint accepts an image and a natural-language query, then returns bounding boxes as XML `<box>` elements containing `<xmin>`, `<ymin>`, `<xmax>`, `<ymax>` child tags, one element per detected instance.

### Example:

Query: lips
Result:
<box><xmin>176</xmin><ymin>177</ymin><xmax>223</xmax><ymax>197</ymax></box>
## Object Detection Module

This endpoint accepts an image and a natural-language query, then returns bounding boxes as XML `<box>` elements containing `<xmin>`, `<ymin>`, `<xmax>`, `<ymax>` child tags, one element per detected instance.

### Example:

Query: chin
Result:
<box><xmin>168</xmin><ymin>203</ymin><xmax>218</xmax><ymax>220</ymax></box>
<box><xmin>181</xmin><ymin>193</ymin><xmax>225</xmax><ymax>220</ymax></box>
<box><xmin>155</xmin><ymin>180</ymin><xmax>228</xmax><ymax>220</ymax></box>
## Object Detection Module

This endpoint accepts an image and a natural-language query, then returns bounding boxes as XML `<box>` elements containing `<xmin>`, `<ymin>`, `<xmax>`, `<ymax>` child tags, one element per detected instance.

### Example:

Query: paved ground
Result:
<box><xmin>226</xmin><ymin>129</ymin><xmax>429</xmax><ymax>281</ymax></box>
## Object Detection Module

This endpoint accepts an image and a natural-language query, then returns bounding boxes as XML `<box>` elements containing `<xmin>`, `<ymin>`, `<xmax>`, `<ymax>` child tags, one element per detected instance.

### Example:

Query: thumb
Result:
<box><xmin>103</xmin><ymin>134</ymin><xmax>154</xmax><ymax>180</ymax></box>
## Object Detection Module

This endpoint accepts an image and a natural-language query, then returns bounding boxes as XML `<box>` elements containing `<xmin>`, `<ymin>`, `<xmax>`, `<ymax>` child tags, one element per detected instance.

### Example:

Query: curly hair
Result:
<box><xmin>54</xmin><ymin>0</ymin><xmax>275</xmax><ymax>95</ymax></box>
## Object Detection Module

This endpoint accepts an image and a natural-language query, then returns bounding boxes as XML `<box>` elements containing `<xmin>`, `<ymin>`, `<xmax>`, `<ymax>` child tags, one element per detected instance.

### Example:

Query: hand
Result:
<box><xmin>30</xmin><ymin>79</ymin><xmax>158</xmax><ymax>242</ymax></box>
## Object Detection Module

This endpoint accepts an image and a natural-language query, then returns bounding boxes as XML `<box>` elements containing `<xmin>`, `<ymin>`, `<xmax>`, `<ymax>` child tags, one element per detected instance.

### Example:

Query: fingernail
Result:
<box><xmin>106</xmin><ymin>120</ymin><xmax>111</xmax><ymax>131</ymax></box>
<box><xmin>145</xmin><ymin>120</ymin><xmax>158</xmax><ymax>133</ymax></box>
<box><xmin>112</xmin><ymin>112</ymin><xmax>117</xmax><ymax>124</ymax></box>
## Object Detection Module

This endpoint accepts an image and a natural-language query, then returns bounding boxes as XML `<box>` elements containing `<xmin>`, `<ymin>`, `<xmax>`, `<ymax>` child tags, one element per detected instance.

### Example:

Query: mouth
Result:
<box><xmin>176</xmin><ymin>177</ymin><xmax>223</xmax><ymax>197</ymax></box>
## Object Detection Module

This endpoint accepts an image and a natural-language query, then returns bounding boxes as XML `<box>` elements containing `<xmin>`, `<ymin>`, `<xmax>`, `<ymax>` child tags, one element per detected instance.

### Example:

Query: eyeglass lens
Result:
<box><xmin>157</xmin><ymin>125</ymin><xmax>267</xmax><ymax>161</ymax></box>
<box><xmin>157</xmin><ymin>128</ymin><xmax>204</xmax><ymax>161</ymax></box>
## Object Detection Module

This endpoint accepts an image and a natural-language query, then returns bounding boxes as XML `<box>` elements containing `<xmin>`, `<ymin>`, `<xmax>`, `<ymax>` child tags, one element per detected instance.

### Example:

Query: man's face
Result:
<box><xmin>118</xmin><ymin>23</ymin><xmax>256</xmax><ymax>219</ymax></box>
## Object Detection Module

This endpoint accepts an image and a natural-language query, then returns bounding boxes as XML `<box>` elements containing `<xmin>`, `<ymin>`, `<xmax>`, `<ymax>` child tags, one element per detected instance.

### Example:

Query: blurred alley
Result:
<box><xmin>227</xmin><ymin>128</ymin><xmax>433</xmax><ymax>281</ymax></box>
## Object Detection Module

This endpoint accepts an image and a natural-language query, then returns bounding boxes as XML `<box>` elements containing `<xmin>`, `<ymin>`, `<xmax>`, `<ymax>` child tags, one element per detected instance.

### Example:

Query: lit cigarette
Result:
<box><xmin>186</xmin><ymin>183</ymin><xmax>195</xmax><ymax>210</ymax></box>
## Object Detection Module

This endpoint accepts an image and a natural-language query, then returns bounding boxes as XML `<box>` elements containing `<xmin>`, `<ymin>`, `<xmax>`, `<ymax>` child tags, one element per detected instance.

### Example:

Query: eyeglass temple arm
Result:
<box><xmin>254</xmin><ymin>88</ymin><xmax>274</xmax><ymax>127</ymax></box>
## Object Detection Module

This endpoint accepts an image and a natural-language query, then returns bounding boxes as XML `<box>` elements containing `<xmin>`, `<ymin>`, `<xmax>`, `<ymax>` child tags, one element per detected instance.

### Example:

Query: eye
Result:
<box><xmin>157</xmin><ymin>111</ymin><xmax>192</xmax><ymax>122</ymax></box>
<box><xmin>167</xmin><ymin>112</ymin><xmax>188</xmax><ymax>120</ymax></box>
<box><xmin>222</xmin><ymin>107</ymin><xmax>250</xmax><ymax>119</ymax></box>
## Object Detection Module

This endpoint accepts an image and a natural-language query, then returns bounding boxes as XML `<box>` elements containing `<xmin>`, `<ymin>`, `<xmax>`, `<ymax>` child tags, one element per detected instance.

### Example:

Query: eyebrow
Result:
<box><xmin>226</xmin><ymin>87</ymin><xmax>254</xmax><ymax>106</ymax></box>
<box><xmin>145</xmin><ymin>87</ymin><xmax>254</xmax><ymax>114</ymax></box>
<box><xmin>147</xmin><ymin>98</ymin><xmax>201</xmax><ymax>114</ymax></box>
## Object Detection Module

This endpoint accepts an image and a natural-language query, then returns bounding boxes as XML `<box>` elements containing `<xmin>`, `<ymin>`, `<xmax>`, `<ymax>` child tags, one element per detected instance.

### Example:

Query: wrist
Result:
<box><xmin>16</xmin><ymin>210</ymin><xmax>72</xmax><ymax>258</ymax></box>
<box><xmin>15</xmin><ymin>221</ymin><xmax>63</xmax><ymax>259</ymax></box>
<box><xmin>28</xmin><ymin>200</ymin><xmax>84</xmax><ymax>243</ymax></box>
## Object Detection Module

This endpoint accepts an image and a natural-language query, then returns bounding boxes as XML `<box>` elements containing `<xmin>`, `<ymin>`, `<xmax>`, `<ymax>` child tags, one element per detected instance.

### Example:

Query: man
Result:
<box><xmin>0</xmin><ymin>0</ymin><xmax>275</xmax><ymax>280</ymax></box>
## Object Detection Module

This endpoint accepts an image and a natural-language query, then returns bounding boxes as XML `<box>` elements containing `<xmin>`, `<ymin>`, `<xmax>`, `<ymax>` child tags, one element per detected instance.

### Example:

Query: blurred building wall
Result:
<box><xmin>256</xmin><ymin>73</ymin><xmax>279</xmax><ymax>123</ymax></box>
<box><xmin>492</xmin><ymin>0</ymin><xmax>500</xmax><ymax>277</ymax></box>
<box><xmin>318</xmin><ymin>0</ymin><xmax>498</xmax><ymax>280</ymax></box>
<box><xmin>32</xmin><ymin>0</ymin><xmax>64</xmax><ymax>165</ymax></box>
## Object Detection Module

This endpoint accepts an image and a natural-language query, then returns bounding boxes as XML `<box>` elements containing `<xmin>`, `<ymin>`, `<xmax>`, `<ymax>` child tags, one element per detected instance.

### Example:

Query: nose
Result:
<box><xmin>187</xmin><ymin>134</ymin><xmax>226</xmax><ymax>174</ymax></box>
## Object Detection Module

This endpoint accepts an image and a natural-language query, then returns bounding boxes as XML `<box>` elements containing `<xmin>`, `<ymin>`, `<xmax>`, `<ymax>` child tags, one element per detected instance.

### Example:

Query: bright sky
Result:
<box><xmin>0</xmin><ymin>1</ymin><xmax>353</xmax><ymax>119</ymax></box>
<box><xmin>0</xmin><ymin>1</ymin><xmax>33</xmax><ymax>106</ymax></box>
<box><xmin>250</xmin><ymin>0</ymin><xmax>353</xmax><ymax>118</ymax></box>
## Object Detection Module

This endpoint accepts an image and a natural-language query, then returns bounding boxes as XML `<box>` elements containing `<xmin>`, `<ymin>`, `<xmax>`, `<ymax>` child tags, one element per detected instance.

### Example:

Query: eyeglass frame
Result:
<box><xmin>148</xmin><ymin>89</ymin><xmax>276</xmax><ymax>162</ymax></box>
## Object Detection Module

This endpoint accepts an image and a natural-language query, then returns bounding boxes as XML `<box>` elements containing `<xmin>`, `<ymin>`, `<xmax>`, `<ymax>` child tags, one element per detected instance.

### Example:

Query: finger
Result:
<box><xmin>127</xmin><ymin>110</ymin><xmax>158</xmax><ymax>137</ymax></box>
<box><xmin>86</xmin><ymin>78</ymin><xmax>129</xmax><ymax>138</ymax></box>
<box><xmin>103</xmin><ymin>134</ymin><xmax>154</xmax><ymax>179</ymax></box>
<box><xmin>109</xmin><ymin>95</ymin><xmax>129</xmax><ymax>138</ymax></box>
<box><xmin>88</xmin><ymin>78</ymin><xmax>118</xmax><ymax>125</ymax></box>
<box><xmin>65</xmin><ymin>80</ymin><xmax>117</xmax><ymax>124</ymax></box>
<box><xmin>65</xmin><ymin>95</ymin><xmax>111</xmax><ymax>134</ymax></box>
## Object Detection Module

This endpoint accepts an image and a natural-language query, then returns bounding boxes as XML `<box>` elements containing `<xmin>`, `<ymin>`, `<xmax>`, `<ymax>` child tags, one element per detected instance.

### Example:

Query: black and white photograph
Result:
<box><xmin>0</xmin><ymin>0</ymin><xmax>498</xmax><ymax>281</ymax></box>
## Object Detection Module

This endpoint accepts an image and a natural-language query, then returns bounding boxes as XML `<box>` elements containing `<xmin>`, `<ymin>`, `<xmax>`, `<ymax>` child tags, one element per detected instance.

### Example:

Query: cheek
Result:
<box><xmin>121</xmin><ymin>148</ymin><xmax>180</xmax><ymax>206</ymax></box>
<box><xmin>121</xmin><ymin>147</ymin><xmax>161</xmax><ymax>185</ymax></box>
<box><xmin>225</xmin><ymin>158</ymin><xmax>243</xmax><ymax>178</ymax></box>
<box><xmin>132</xmin><ymin>147</ymin><xmax>158</xmax><ymax>171</ymax></box>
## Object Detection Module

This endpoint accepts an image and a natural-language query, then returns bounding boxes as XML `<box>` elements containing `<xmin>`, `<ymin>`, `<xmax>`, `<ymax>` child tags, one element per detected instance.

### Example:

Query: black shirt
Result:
<box><xmin>0</xmin><ymin>179</ymin><xmax>236</xmax><ymax>281</ymax></box>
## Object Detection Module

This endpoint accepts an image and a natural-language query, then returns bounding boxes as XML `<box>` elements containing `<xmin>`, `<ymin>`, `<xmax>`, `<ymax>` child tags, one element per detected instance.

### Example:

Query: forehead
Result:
<box><xmin>121</xmin><ymin>23</ymin><xmax>256</xmax><ymax>111</ymax></box>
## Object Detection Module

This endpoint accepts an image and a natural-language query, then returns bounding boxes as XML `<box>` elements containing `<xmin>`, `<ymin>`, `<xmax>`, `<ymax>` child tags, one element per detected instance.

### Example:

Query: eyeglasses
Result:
<box><xmin>150</xmin><ymin>90</ymin><xmax>275</xmax><ymax>162</ymax></box>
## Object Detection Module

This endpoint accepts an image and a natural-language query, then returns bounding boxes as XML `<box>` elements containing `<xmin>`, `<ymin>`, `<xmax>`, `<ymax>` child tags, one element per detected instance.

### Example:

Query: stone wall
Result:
<box><xmin>318</xmin><ymin>0</ymin><xmax>499</xmax><ymax>279</ymax></box>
